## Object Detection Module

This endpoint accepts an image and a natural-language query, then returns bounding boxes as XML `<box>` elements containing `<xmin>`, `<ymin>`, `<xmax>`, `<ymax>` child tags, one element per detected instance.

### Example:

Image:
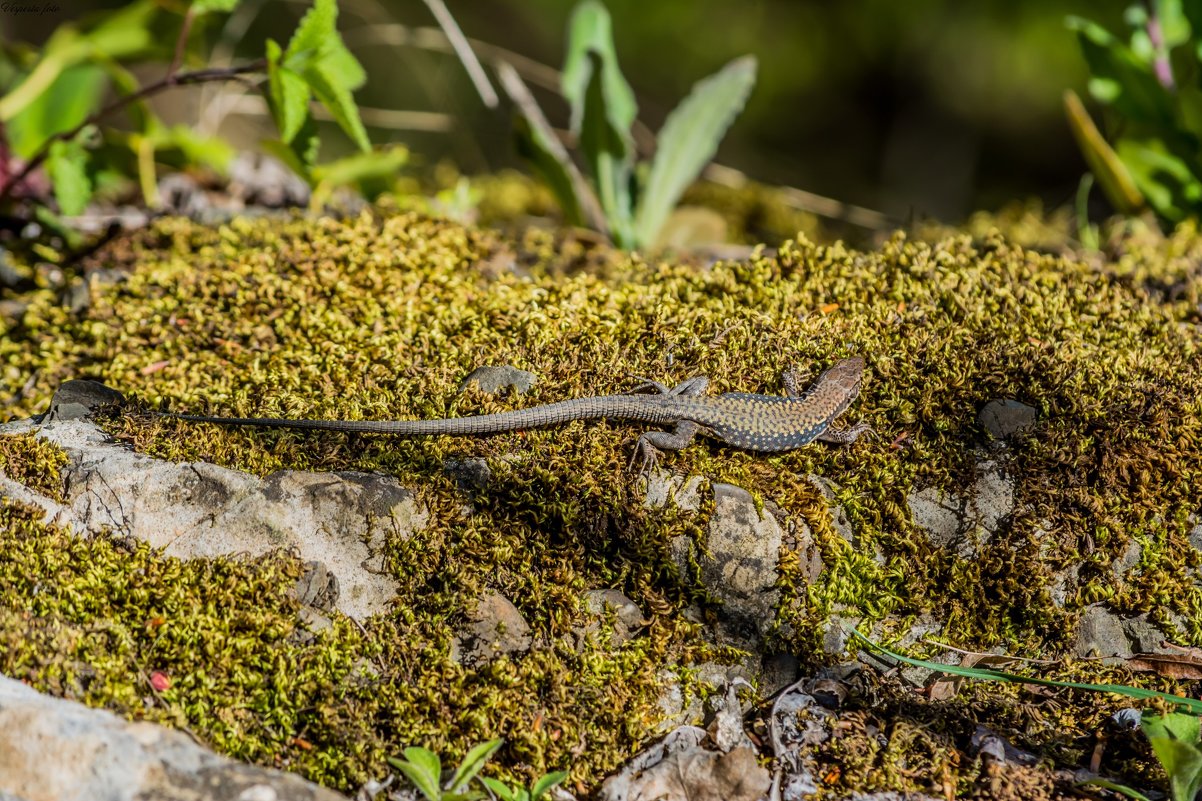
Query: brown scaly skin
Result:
<box><xmin>162</xmin><ymin>357</ymin><xmax>871</xmax><ymax>470</ymax></box>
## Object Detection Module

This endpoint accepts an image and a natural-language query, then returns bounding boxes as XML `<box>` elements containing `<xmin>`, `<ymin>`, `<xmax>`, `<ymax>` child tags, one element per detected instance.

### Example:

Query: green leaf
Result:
<box><xmin>6</xmin><ymin>63</ymin><xmax>106</xmax><ymax>159</ymax></box>
<box><xmin>1115</xmin><ymin>136</ymin><xmax>1202</xmax><ymax>220</ymax></box>
<box><xmin>1155</xmin><ymin>0</ymin><xmax>1192</xmax><ymax>50</ymax></box>
<box><xmin>310</xmin><ymin>144</ymin><xmax>407</xmax><ymax>207</ymax></box>
<box><xmin>284</xmin><ymin>0</ymin><xmax>337</xmax><ymax>69</ymax></box>
<box><xmin>389</xmin><ymin>749</ymin><xmax>443</xmax><ymax>801</ymax></box>
<box><xmin>634</xmin><ymin>55</ymin><xmax>755</xmax><ymax>248</ymax></box>
<box><xmin>579</xmin><ymin>51</ymin><xmax>634</xmax><ymax>246</ymax></box>
<box><xmin>46</xmin><ymin>137</ymin><xmax>92</xmax><ymax>215</ymax></box>
<box><xmin>530</xmin><ymin>770</ymin><xmax>568</xmax><ymax>800</ymax></box>
<box><xmin>448</xmin><ymin>739</ymin><xmax>504</xmax><ymax>792</ymax></box>
<box><xmin>1077</xmin><ymin>776</ymin><xmax>1154</xmax><ymax>801</ymax></box>
<box><xmin>480</xmin><ymin>778</ymin><xmax>520</xmax><ymax>801</ymax></box>
<box><xmin>154</xmin><ymin>125</ymin><xmax>236</xmax><ymax>172</ymax></box>
<box><xmin>261</xmin><ymin>114</ymin><xmax>320</xmax><ymax>184</ymax></box>
<box><xmin>303</xmin><ymin>60</ymin><xmax>371</xmax><ymax>152</ymax></box>
<box><xmin>323</xmin><ymin>39</ymin><xmax>367</xmax><ymax>92</ymax></box>
<box><xmin>0</xmin><ymin>0</ymin><xmax>156</xmax><ymax>122</ymax></box>
<box><xmin>561</xmin><ymin>0</ymin><xmax>637</xmax><ymax>138</ymax></box>
<box><xmin>193</xmin><ymin>0</ymin><xmax>240</xmax><ymax>14</ymax></box>
<box><xmin>850</xmin><ymin>628</ymin><xmax>1202</xmax><ymax>715</ymax></box>
<box><xmin>1143</xmin><ymin>714</ymin><xmax>1202</xmax><ymax>801</ymax></box>
<box><xmin>513</xmin><ymin>114</ymin><xmax>586</xmax><ymax>226</ymax></box>
<box><xmin>84</xmin><ymin>0</ymin><xmax>158</xmax><ymax>59</ymax></box>
<box><xmin>0</xmin><ymin>28</ymin><xmax>87</xmax><ymax>122</ymax></box>
<box><xmin>266</xmin><ymin>39</ymin><xmax>311</xmax><ymax>144</ymax></box>
<box><xmin>1067</xmin><ymin>15</ymin><xmax>1175</xmax><ymax>125</ymax></box>
<box><xmin>1063</xmin><ymin>89</ymin><xmax>1146</xmax><ymax>214</ymax></box>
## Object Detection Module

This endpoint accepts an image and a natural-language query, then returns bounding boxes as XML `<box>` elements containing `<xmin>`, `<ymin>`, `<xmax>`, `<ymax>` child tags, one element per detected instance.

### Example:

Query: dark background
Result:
<box><xmin>2</xmin><ymin>0</ymin><xmax>1125</xmax><ymax>222</ymax></box>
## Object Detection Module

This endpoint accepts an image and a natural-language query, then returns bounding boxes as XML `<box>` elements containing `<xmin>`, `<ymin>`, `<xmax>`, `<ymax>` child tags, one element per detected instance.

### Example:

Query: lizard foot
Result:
<box><xmin>630</xmin><ymin>436</ymin><xmax>663</xmax><ymax>476</ymax></box>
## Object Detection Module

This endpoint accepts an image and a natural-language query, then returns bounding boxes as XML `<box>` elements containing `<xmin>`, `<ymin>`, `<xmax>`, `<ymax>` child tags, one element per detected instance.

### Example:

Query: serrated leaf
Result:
<box><xmin>634</xmin><ymin>55</ymin><xmax>755</xmax><ymax>248</ymax></box>
<box><xmin>46</xmin><ymin>138</ymin><xmax>91</xmax><ymax>215</ymax></box>
<box><xmin>579</xmin><ymin>50</ymin><xmax>634</xmax><ymax>246</ymax></box>
<box><xmin>193</xmin><ymin>0</ymin><xmax>240</xmax><ymax>14</ymax></box>
<box><xmin>448</xmin><ymin>739</ymin><xmax>504</xmax><ymax>792</ymax></box>
<box><xmin>7</xmin><ymin>63</ymin><xmax>106</xmax><ymax>159</ymax></box>
<box><xmin>324</xmin><ymin>39</ymin><xmax>367</xmax><ymax>91</ymax></box>
<box><xmin>304</xmin><ymin>59</ymin><xmax>371</xmax><ymax>152</ymax></box>
<box><xmin>285</xmin><ymin>0</ymin><xmax>337</xmax><ymax>70</ymax></box>
<box><xmin>561</xmin><ymin>0</ymin><xmax>636</xmax><ymax>139</ymax></box>
<box><xmin>530</xmin><ymin>770</ymin><xmax>568</xmax><ymax>800</ymax></box>
<box><xmin>1063</xmin><ymin>89</ymin><xmax>1146</xmax><ymax>214</ymax></box>
<box><xmin>267</xmin><ymin>39</ymin><xmax>311</xmax><ymax>144</ymax></box>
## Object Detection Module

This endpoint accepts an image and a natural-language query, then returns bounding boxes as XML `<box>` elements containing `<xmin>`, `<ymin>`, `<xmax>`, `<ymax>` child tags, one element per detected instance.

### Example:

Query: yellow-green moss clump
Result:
<box><xmin>2</xmin><ymin>208</ymin><xmax>1202</xmax><ymax>796</ymax></box>
<box><xmin>0</xmin><ymin>433</ymin><xmax>68</xmax><ymax>501</ymax></box>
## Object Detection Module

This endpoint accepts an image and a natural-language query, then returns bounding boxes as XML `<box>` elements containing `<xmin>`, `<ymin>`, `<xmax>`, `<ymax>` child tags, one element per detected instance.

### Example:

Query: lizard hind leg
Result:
<box><xmin>630</xmin><ymin>420</ymin><xmax>703</xmax><ymax>474</ymax></box>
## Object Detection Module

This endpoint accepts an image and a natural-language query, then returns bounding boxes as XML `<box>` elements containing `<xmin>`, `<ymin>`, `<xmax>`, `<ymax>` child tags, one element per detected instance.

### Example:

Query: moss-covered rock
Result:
<box><xmin>2</xmin><ymin>208</ymin><xmax>1202</xmax><ymax>797</ymax></box>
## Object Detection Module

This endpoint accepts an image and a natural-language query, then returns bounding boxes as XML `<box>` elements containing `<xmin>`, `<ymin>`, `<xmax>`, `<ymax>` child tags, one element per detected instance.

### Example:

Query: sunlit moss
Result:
<box><xmin>1</xmin><ymin>207</ymin><xmax>1201</xmax><ymax>795</ymax></box>
<box><xmin>0</xmin><ymin>433</ymin><xmax>68</xmax><ymax>501</ymax></box>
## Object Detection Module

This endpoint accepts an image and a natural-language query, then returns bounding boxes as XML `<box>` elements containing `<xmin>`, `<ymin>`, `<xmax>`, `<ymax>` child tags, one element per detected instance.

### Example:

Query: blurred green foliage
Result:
<box><xmin>507</xmin><ymin>0</ymin><xmax>755</xmax><ymax>249</ymax></box>
<box><xmin>0</xmin><ymin>0</ymin><xmax>406</xmax><ymax>222</ymax></box>
<box><xmin>1066</xmin><ymin>0</ymin><xmax>1202</xmax><ymax>225</ymax></box>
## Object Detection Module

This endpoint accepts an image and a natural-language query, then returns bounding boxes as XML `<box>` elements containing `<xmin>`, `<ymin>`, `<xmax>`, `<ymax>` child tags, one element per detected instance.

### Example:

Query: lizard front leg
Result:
<box><xmin>818</xmin><ymin>421</ymin><xmax>874</xmax><ymax>444</ymax></box>
<box><xmin>631</xmin><ymin>420</ymin><xmax>703</xmax><ymax>474</ymax></box>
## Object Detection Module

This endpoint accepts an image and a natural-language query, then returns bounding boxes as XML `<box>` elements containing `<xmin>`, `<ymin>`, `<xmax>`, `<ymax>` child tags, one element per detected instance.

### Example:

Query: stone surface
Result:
<box><xmin>907</xmin><ymin>458</ymin><xmax>1015</xmax><ymax>558</ymax></box>
<box><xmin>580</xmin><ymin>589</ymin><xmax>648</xmax><ymax>647</ymax></box>
<box><xmin>46</xmin><ymin>380</ymin><xmax>127</xmax><ymax>422</ymax></box>
<box><xmin>978</xmin><ymin>399</ymin><xmax>1037</xmax><ymax>440</ymax></box>
<box><xmin>643</xmin><ymin>470</ymin><xmax>706</xmax><ymax>511</ymax></box>
<box><xmin>0</xmin><ymin>675</ymin><xmax>345</xmax><ymax>801</ymax></box>
<box><xmin>673</xmin><ymin>482</ymin><xmax>782</xmax><ymax>641</ymax></box>
<box><xmin>451</xmin><ymin>591</ymin><xmax>533</xmax><ymax>666</ymax></box>
<box><xmin>460</xmin><ymin>365</ymin><xmax>537</xmax><ymax>396</ymax></box>
<box><xmin>1112</xmin><ymin>539</ymin><xmax>1144</xmax><ymax>578</ymax></box>
<box><xmin>1073</xmin><ymin>605</ymin><xmax>1133</xmax><ymax>662</ymax></box>
<box><xmin>7</xmin><ymin>419</ymin><xmax>425</xmax><ymax>621</ymax></box>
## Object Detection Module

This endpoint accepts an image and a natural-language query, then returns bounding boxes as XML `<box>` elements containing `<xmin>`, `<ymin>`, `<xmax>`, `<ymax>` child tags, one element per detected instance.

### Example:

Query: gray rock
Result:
<box><xmin>292</xmin><ymin>561</ymin><xmax>339</xmax><ymax>611</ymax></box>
<box><xmin>760</xmin><ymin>654</ymin><xmax>800</xmax><ymax>697</ymax></box>
<box><xmin>461</xmin><ymin>365</ymin><xmax>537</xmax><ymax>396</ymax></box>
<box><xmin>444</xmin><ymin>457</ymin><xmax>491</xmax><ymax>492</ymax></box>
<box><xmin>582</xmin><ymin>589</ymin><xmax>648</xmax><ymax>646</ymax></box>
<box><xmin>1047</xmin><ymin>564</ymin><xmax>1079</xmax><ymax>608</ymax></box>
<box><xmin>806</xmin><ymin>476</ymin><xmax>857</xmax><ymax>544</ymax></box>
<box><xmin>14</xmin><ymin>420</ymin><xmax>425</xmax><ymax>621</ymax></box>
<box><xmin>451</xmin><ymin>591</ymin><xmax>532</xmax><ymax>666</ymax></box>
<box><xmin>908</xmin><ymin>459</ymin><xmax>1014</xmax><ymax>558</ymax></box>
<box><xmin>1122</xmin><ymin>613</ymin><xmax>1173</xmax><ymax>654</ymax></box>
<box><xmin>47</xmin><ymin>380</ymin><xmax>126</xmax><ymax>422</ymax></box>
<box><xmin>1073</xmin><ymin>605</ymin><xmax>1133</xmax><ymax>662</ymax></box>
<box><xmin>678</xmin><ymin>483</ymin><xmax>783</xmax><ymax>641</ymax></box>
<box><xmin>821</xmin><ymin>616</ymin><xmax>860</xmax><ymax>656</ymax></box>
<box><xmin>978</xmin><ymin>399</ymin><xmax>1037</xmax><ymax>440</ymax></box>
<box><xmin>644</xmin><ymin>471</ymin><xmax>706</xmax><ymax>511</ymax></box>
<box><xmin>1112</xmin><ymin>539</ymin><xmax>1143</xmax><ymax>578</ymax></box>
<box><xmin>0</xmin><ymin>675</ymin><xmax>344</xmax><ymax>801</ymax></box>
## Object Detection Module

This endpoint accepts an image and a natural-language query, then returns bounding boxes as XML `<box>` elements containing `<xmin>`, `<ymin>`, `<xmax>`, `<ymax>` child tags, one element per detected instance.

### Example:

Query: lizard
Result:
<box><xmin>160</xmin><ymin>356</ymin><xmax>871</xmax><ymax>470</ymax></box>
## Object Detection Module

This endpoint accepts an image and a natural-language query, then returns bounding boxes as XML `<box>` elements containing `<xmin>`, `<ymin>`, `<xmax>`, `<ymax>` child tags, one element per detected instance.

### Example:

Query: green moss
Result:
<box><xmin>0</xmin><ymin>433</ymin><xmax>68</xmax><ymax>501</ymax></box>
<box><xmin>1</xmin><ymin>207</ymin><xmax>1201</xmax><ymax>794</ymax></box>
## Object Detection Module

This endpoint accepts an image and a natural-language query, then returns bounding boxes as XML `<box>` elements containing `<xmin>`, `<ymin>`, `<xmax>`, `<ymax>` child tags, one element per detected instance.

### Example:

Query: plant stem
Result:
<box><xmin>0</xmin><ymin>59</ymin><xmax>266</xmax><ymax>205</ymax></box>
